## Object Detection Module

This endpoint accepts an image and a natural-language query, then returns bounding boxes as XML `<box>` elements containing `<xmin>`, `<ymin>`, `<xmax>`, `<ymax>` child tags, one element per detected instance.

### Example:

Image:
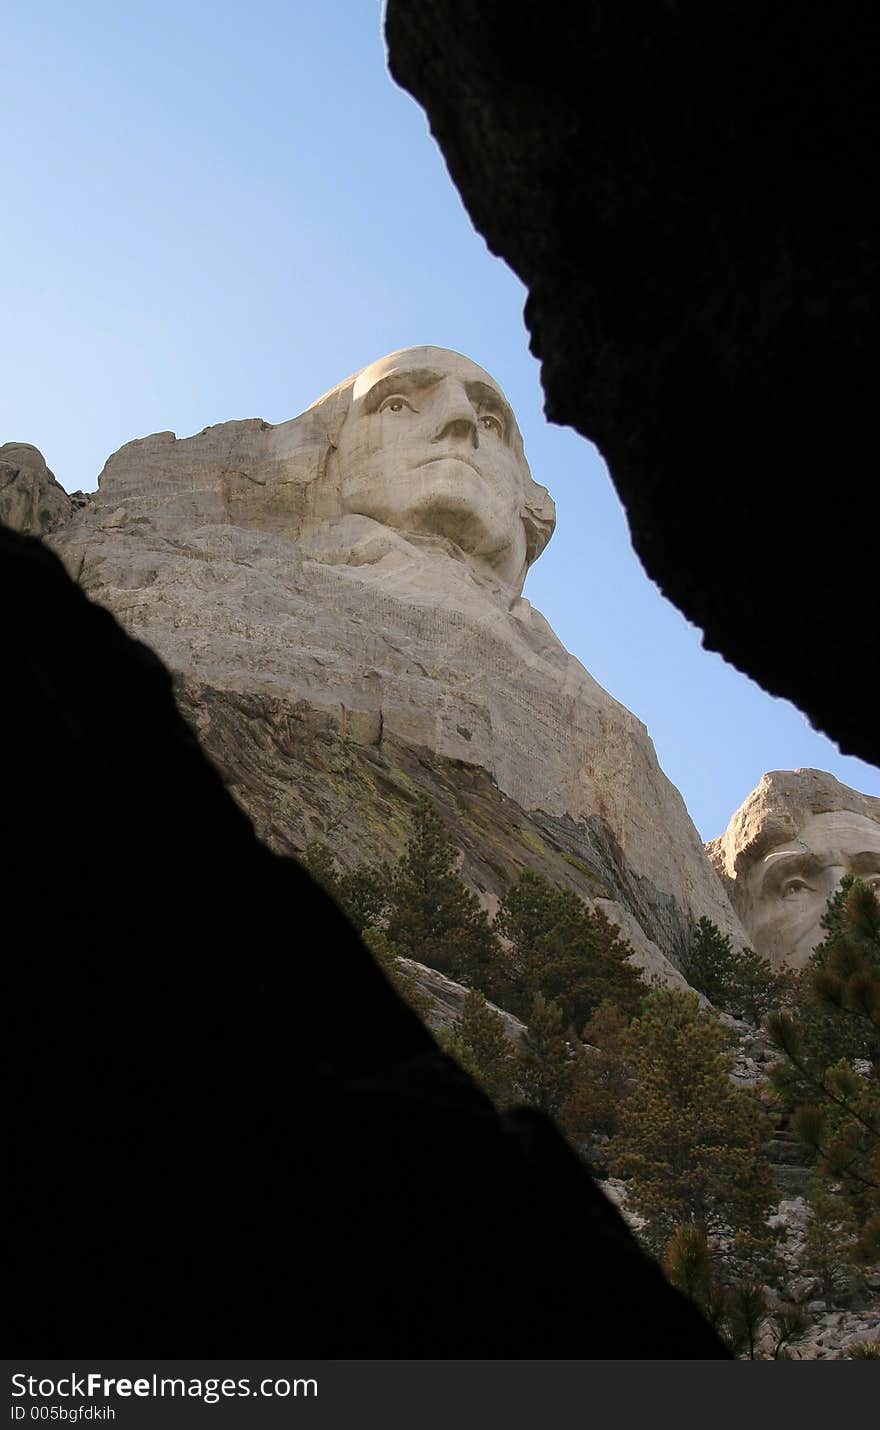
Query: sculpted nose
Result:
<box><xmin>431</xmin><ymin>380</ymin><xmax>478</xmax><ymax>447</ymax></box>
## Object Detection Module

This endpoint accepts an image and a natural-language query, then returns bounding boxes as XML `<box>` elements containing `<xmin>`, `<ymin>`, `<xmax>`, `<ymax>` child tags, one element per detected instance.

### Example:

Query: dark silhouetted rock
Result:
<box><xmin>1</xmin><ymin>523</ymin><xmax>727</xmax><ymax>1356</ymax></box>
<box><xmin>385</xmin><ymin>2</ymin><xmax>878</xmax><ymax>768</ymax></box>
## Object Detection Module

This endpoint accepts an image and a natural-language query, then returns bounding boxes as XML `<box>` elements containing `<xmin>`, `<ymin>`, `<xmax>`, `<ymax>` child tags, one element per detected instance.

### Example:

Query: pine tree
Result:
<box><xmin>765</xmin><ymin>1304</ymin><xmax>808</xmax><ymax>1361</ymax></box>
<box><xmin>384</xmin><ymin>796</ymin><xmax>500</xmax><ymax>984</ymax></box>
<box><xmin>517</xmin><ymin>994</ymin><xmax>575</xmax><ymax>1117</ymax></box>
<box><xmin>778</xmin><ymin>875</ymin><xmax>880</xmax><ymax>1069</ymax></box>
<box><xmin>679</xmin><ymin>916</ymin><xmax>791</xmax><ymax>1022</ymax></box>
<box><xmin>663</xmin><ymin>1223</ymin><xmax>804</xmax><ymax>1359</ymax></box>
<box><xmin>725</xmin><ymin>1282</ymin><xmax>768</xmax><ymax>1361</ymax></box>
<box><xmin>662</xmin><ymin>1223</ymin><xmax>733</xmax><ymax>1338</ymax></box>
<box><xmin>433</xmin><ymin>1026</ymin><xmax>483</xmax><ymax>1086</ymax></box>
<box><xmin>560</xmin><ymin>998</ymin><xmax>631</xmax><ymax>1141</ymax></box>
<box><xmin>336</xmin><ymin>861</ymin><xmax>391</xmax><ymax>935</ymax></box>
<box><xmin>607</xmin><ymin>989</ymin><xmax>777</xmax><ymax>1265</ymax></box>
<box><xmin>303</xmin><ymin>840</ymin><xmax>341</xmax><ymax>899</ymax></box>
<box><xmin>768</xmin><ymin>877</ymin><xmax>880</xmax><ymax>1256</ymax></box>
<box><xmin>798</xmin><ymin>1180</ymin><xmax>863</xmax><ymax>1306</ymax></box>
<box><xmin>443</xmin><ymin>989</ymin><xmax>518</xmax><ymax>1108</ymax></box>
<box><xmin>495</xmin><ymin>870</ymin><xmax>645</xmax><ymax>1028</ymax></box>
<box><xmin>302</xmin><ymin>841</ymin><xmax>390</xmax><ymax>935</ymax></box>
<box><xmin>663</xmin><ymin>1222</ymin><xmax>714</xmax><ymax>1308</ymax></box>
<box><xmin>811</xmin><ymin>877</ymin><xmax>880</xmax><ymax>1049</ymax></box>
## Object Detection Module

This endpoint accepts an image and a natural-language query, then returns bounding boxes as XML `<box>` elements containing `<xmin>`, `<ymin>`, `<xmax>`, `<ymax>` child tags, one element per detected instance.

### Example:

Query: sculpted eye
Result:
<box><xmin>478</xmin><ymin>412</ymin><xmax>504</xmax><ymax>438</ymax></box>
<box><xmin>379</xmin><ymin>394</ymin><xmax>416</xmax><ymax>415</ymax></box>
<box><xmin>781</xmin><ymin>877</ymin><xmax>812</xmax><ymax>899</ymax></box>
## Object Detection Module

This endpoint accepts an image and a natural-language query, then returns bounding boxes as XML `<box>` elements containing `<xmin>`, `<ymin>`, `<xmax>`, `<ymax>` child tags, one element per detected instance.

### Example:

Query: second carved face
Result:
<box><xmin>741</xmin><ymin>810</ymin><xmax>880</xmax><ymax>967</ymax></box>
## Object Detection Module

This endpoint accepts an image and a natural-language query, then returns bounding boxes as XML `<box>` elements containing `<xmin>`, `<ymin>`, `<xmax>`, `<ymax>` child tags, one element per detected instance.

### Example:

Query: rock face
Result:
<box><xmin>48</xmin><ymin>346</ymin><xmax>746</xmax><ymax>973</ymax></box>
<box><xmin>0</xmin><ymin>442</ymin><xmax>71</xmax><ymax>535</ymax></box>
<box><xmin>708</xmin><ymin>769</ymin><xmax>880</xmax><ymax>969</ymax></box>
<box><xmin>763</xmin><ymin>1198</ymin><xmax>880</xmax><ymax>1360</ymax></box>
<box><xmin>384</xmin><ymin>4</ymin><xmax>879</xmax><ymax>771</ymax></box>
<box><xmin>400</xmin><ymin>958</ymin><xmax>527</xmax><ymax>1043</ymax></box>
<box><xmin>1</xmin><ymin>519</ymin><xmax>730</xmax><ymax>1356</ymax></box>
<box><xmin>174</xmin><ymin>678</ymin><xmax>691</xmax><ymax>991</ymax></box>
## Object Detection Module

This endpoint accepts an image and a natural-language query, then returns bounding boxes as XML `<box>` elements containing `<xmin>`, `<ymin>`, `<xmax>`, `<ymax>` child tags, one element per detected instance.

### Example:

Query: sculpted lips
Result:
<box><xmin>417</xmin><ymin>454</ymin><xmax>484</xmax><ymax>477</ymax></box>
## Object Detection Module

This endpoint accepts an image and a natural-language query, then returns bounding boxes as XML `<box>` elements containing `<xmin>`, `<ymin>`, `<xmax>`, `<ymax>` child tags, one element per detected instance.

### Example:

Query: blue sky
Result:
<box><xmin>3</xmin><ymin>0</ymin><xmax>877</xmax><ymax>839</ymax></box>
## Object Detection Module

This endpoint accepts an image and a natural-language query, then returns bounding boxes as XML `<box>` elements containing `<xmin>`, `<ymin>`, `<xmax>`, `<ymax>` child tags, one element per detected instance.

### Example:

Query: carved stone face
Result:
<box><xmin>740</xmin><ymin>811</ymin><xmax>880</xmax><ymax>967</ymax></box>
<box><xmin>331</xmin><ymin>346</ymin><xmax>541</xmax><ymax>588</ymax></box>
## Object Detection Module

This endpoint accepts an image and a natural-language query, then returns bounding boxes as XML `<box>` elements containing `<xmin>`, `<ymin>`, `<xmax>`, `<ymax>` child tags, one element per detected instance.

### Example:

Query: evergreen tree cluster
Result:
<box><xmin>304</xmin><ymin>796</ymin><xmax>786</xmax><ymax>1331</ymax></box>
<box><xmin>309</xmin><ymin>803</ymin><xmax>880</xmax><ymax>1352</ymax></box>
<box><xmin>663</xmin><ymin>1224</ymin><xmax>806</xmax><ymax>1359</ymax></box>
<box><xmin>305</xmin><ymin>795</ymin><xmax>646</xmax><ymax>1022</ymax></box>
<box><xmin>604</xmin><ymin>989</ymin><xmax>777</xmax><ymax>1268</ymax></box>
<box><xmin>768</xmin><ymin>875</ymin><xmax>880</xmax><ymax>1268</ymax></box>
<box><xmin>679</xmin><ymin>915</ymin><xmax>793</xmax><ymax>1022</ymax></box>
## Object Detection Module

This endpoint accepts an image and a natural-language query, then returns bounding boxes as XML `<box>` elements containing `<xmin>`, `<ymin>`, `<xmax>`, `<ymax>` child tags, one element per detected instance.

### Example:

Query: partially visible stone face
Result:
<box><xmin>332</xmin><ymin>346</ymin><xmax>548</xmax><ymax>589</ymax></box>
<box><xmin>740</xmin><ymin>811</ymin><xmax>880</xmax><ymax>968</ymax></box>
<box><xmin>708</xmin><ymin>771</ymin><xmax>880</xmax><ymax>969</ymax></box>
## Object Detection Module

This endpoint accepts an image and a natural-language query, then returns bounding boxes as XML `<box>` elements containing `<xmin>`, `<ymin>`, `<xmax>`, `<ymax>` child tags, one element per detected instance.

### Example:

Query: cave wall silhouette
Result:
<box><xmin>2</xmin><ymin>526</ymin><xmax>727</xmax><ymax>1356</ymax></box>
<box><xmin>386</xmin><ymin>1</ymin><xmax>878</xmax><ymax>769</ymax></box>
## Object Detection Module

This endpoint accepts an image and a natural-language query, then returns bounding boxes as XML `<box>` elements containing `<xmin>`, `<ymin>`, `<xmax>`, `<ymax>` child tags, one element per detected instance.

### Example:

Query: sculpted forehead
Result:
<box><xmin>352</xmin><ymin>346</ymin><xmax>503</xmax><ymax>398</ymax></box>
<box><xmin>718</xmin><ymin>782</ymin><xmax>880</xmax><ymax>969</ymax></box>
<box><xmin>752</xmin><ymin>811</ymin><xmax>880</xmax><ymax>888</ymax></box>
<box><xmin>351</xmin><ymin>347</ymin><xmax>517</xmax><ymax>428</ymax></box>
<box><xmin>769</xmin><ymin>810</ymin><xmax>880</xmax><ymax>860</ymax></box>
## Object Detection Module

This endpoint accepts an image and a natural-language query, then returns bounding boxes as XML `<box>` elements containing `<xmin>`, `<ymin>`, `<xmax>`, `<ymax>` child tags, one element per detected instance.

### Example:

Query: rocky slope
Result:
<box><xmin>172</xmin><ymin>673</ymin><xmax>693</xmax><ymax>990</ymax></box>
<box><xmin>0</xmin><ymin>443</ymin><xmax>72</xmax><ymax>535</ymax></box>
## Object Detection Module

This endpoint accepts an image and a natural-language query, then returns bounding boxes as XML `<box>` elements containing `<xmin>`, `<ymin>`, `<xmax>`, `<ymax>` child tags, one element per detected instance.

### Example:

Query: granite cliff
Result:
<box><xmin>27</xmin><ymin>347</ymin><xmax>747</xmax><ymax>988</ymax></box>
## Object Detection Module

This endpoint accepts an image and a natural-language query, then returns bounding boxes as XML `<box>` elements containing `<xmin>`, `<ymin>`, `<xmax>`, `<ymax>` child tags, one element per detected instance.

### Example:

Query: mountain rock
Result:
<box><xmin>400</xmin><ymin>958</ymin><xmax>526</xmax><ymax>1042</ymax></box>
<box><xmin>47</xmin><ymin>347</ymin><xmax>747</xmax><ymax>973</ymax></box>
<box><xmin>0</xmin><ymin>442</ymin><xmax>71</xmax><ymax>536</ymax></box>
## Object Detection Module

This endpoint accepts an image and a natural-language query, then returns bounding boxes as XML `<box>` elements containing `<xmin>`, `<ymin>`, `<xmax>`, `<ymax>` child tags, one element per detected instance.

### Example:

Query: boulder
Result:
<box><xmin>0</xmin><ymin>441</ymin><xmax>71</xmax><ymax>535</ymax></box>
